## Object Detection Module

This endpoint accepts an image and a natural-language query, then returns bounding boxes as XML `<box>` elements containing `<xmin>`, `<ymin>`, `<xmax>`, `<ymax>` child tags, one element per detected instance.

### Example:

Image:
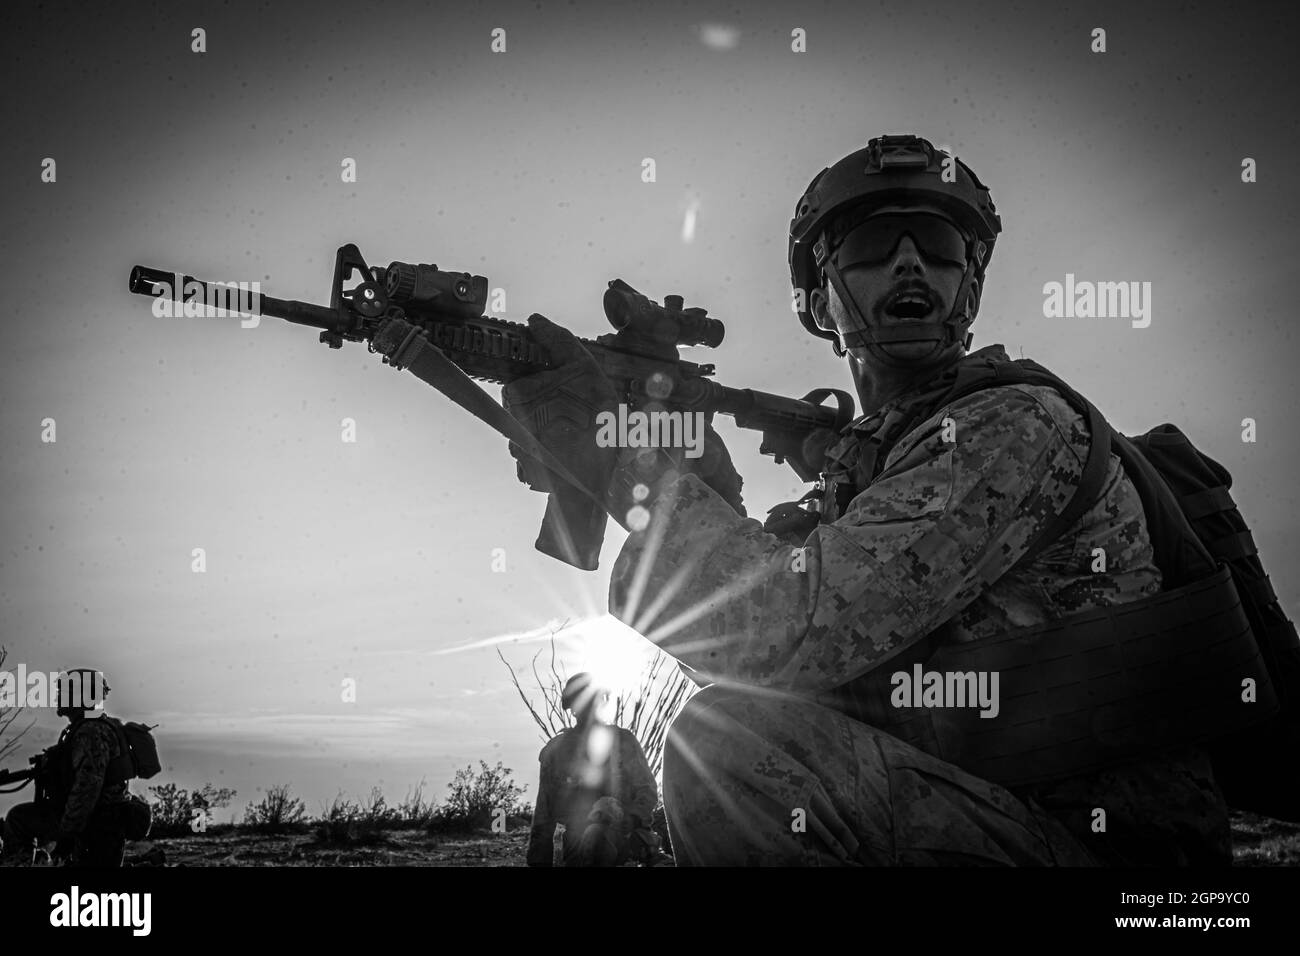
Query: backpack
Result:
<box><xmin>101</xmin><ymin>716</ymin><xmax>163</xmax><ymax>783</ymax></box>
<box><xmin>934</xmin><ymin>358</ymin><xmax>1300</xmax><ymax>819</ymax></box>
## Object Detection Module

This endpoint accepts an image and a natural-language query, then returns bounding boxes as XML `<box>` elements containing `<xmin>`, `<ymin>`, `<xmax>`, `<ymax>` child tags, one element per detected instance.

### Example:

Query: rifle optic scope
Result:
<box><xmin>603</xmin><ymin>279</ymin><xmax>725</xmax><ymax>349</ymax></box>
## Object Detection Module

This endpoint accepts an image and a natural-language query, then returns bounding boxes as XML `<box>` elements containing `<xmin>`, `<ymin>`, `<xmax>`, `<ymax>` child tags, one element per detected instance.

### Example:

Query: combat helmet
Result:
<box><xmin>788</xmin><ymin>134</ymin><xmax>1002</xmax><ymax>362</ymax></box>
<box><xmin>54</xmin><ymin>668</ymin><xmax>110</xmax><ymax>716</ymax></box>
<box><xmin>561</xmin><ymin>672</ymin><xmax>608</xmax><ymax>713</ymax></box>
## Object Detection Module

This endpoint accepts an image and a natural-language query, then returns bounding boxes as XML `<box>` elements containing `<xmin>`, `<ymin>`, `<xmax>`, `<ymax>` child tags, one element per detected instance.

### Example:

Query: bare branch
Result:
<box><xmin>0</xmin><ymin>646</ymin><xmax>34</xmax><ymax>765</ymax></box>
<box><xmin>497</xmin><ymin>624</ymin><xmax>697</xmax><ymax>784</ymax></box>
<box><xmin>496</xmin><ymin>648</ymin><xmax>551</xmax><ymax>741</ymax></box>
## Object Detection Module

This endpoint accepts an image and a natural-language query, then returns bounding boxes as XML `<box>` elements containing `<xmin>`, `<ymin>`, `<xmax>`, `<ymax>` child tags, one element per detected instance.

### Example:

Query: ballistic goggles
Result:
<box><xmin>830</xmin><ymin>212</ymin><xmax>971</xmax><ymax>270</ymax></box>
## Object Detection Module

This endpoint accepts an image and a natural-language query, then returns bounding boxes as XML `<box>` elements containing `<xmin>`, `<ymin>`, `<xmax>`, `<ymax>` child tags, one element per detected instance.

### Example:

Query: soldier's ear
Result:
<box><xmin>810</xmin><ymin>285</ymin><xmax>834</xmax><ymax>334</ymax></box>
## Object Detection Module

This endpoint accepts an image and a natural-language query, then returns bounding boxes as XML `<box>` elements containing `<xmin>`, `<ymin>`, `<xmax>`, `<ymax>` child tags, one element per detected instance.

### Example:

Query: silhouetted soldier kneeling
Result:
<box><xmin>0</xmin><ymin>669</ymin><xmax>155</xmax><ymax>866</ymax></box>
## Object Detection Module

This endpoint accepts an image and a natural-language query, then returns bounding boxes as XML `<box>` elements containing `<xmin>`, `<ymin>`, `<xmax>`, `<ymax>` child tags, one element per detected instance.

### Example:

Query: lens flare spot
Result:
<box><xmin>681</xmin><ymin>200</ymin><xmax>699</xmax><ymax>243</ymax></box>
<box><xmin>627</xmin><ymin>505</ymin><xmax>650</xmax><ymax>531</ymax></box>
<box><xmin>696</xmin><ymin>23</ymin><xmax>740</xmax><ymax>50</ymax></box>
<box><xmin>646</xmin><ymin>372</ymin><xmax>674</xmax><ymax>399</ymax></box>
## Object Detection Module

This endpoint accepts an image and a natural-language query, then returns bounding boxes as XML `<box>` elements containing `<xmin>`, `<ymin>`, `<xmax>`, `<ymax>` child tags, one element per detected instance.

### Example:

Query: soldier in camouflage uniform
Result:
<box><xmin>503</xmin><ymin>135</ymin><xmax>1231</xmax><ymax>866</ymax></box>
<box><xmin>1</xmin><ymin>670</ymin><xmax>151</xmax><ymax>866</ymax></box>
<box><xmin>526</xmin><ymin>673</ymin><xmax>659</xmax><ymax>866</ymax></box>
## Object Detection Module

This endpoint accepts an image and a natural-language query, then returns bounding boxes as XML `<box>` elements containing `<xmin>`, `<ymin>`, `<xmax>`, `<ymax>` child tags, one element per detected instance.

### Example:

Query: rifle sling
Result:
<box><xmin>374</xmin><ymin>320</ymin><xmax>609</xmax><ymax>512</ymax></box>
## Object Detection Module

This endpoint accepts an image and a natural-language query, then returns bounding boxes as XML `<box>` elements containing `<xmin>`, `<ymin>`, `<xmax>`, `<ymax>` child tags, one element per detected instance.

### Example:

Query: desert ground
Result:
<box><xmin>98</xmin><ymin>811</ymin><xmax>1299</xmax><ymax>867</ymax></box>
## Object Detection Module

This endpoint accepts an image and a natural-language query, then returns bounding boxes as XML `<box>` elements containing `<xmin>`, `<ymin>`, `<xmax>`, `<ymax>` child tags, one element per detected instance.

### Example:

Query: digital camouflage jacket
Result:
<box><xmin>609</xmin><ymin>346</ymin><xmax>1232</xmax><ymax>865</ymax></box>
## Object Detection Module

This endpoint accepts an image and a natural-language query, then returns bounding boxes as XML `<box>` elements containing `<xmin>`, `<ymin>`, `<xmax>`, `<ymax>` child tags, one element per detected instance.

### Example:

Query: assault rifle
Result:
<box><xmin>128</xmin><ymin>244</ymin><xmax>854</xmax><ymax>569</ymax></box>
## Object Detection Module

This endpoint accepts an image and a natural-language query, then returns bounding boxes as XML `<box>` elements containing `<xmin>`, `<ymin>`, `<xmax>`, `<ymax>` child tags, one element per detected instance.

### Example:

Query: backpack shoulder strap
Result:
<box><xmin>97</xmin><ymin>714</ymin><xmax>125</xmax><ymax>743</ymax></box>
<box><xmin>941</xmin><ymin>359</ymin><xmax>1114</xmax><ymax>566</ymax></box>
<box><xmin>94</xmin><ymin>715</ymin><xmax>135</xmax><ymax>784</ymax></box>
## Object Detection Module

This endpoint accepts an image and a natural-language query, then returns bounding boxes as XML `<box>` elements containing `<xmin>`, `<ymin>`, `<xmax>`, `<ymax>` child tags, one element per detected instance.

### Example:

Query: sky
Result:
<box><xmin>2</xmin><ymin>0</ymin><xmax>1298</xmax><ymax>820</ymax></box>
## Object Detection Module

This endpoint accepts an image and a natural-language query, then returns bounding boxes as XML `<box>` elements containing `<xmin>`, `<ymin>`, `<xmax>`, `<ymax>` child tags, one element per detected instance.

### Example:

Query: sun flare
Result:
<box><xmin>564</xmin><ymin>614</ymin><xmax>658</xmax><ymax>700</ymax></box>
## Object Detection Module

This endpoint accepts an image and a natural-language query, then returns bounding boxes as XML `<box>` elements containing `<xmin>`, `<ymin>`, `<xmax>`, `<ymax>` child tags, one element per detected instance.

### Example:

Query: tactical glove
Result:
<box><xmin>501</xmin><ymin>315</ymin><xmax>623</xmax><ymax>565</ymax></box>
<box><xmin>763</xmin><ymin>500</ymin><xmax>820</xmax><ymax>540</ymax></box>
<box><xmin>501</xmin><ymin>314</ymin><xmax>621</xmax><ymax>500</ymax></box>
<box><xmin>502</xmin><ymin>314</ymin><xmax>747</xmax><ymax>536</ymax></box>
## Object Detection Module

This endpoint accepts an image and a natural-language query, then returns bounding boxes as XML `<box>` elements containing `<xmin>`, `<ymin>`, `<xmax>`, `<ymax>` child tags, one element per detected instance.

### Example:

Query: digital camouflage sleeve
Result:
<box><xmin>608</xmin><ymin>383</ymin><xmax>1160</xmax><ymax>689</ymax></box>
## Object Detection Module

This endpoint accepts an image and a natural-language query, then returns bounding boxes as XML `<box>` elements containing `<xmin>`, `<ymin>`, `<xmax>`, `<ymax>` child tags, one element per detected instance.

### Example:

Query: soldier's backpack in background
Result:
<box><xmin>101</xmin><ymin>717</ymin><xmax>162</xmax><ymax>783</ymax></box>
<box><xmin>936</xmin><ymin>358</ymin><xmax>1300</xmax><ymax>820</ymax></box>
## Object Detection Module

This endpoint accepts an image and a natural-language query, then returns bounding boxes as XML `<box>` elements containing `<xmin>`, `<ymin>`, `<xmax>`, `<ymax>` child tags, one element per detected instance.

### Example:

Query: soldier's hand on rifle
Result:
<box><xmin>502</xmin><ymin>314</ymin><xmax>622</xmax><ymax>500</ymax></box>
<box><xmin>502</xmin><ymin>315</ymin><xmax>746</xmax><ymax>526</ymax></box>
<box><xmin>606</xmin><ymin>423</ymin><xmax>746</xmax><ymax>522</ymax></box>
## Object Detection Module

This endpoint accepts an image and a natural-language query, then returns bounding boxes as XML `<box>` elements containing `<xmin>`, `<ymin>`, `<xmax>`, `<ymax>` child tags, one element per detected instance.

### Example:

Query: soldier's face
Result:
<box><xmin>574</xmin><ymin>690</ymin><xmax>612</xmax><ymax>723</ymax></box>
<box><xmin>812</xmin><ymin>230</ymin><xmax>978</xmax><ymax>367</ymax></box>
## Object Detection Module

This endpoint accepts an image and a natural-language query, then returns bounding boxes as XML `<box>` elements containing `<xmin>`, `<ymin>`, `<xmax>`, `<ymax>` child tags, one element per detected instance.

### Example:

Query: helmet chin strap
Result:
<box><xmin>823</xmin><ymin>252</ymin><xmax>979</xmax><ymax>367</ymax></box>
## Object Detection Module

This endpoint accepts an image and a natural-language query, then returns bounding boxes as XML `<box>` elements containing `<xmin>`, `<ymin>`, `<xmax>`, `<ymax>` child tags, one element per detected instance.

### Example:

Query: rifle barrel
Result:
<box><xmin>129</xmin><ymin>265</ymin><xmax>340</xmax><ymax>331</ymax></box>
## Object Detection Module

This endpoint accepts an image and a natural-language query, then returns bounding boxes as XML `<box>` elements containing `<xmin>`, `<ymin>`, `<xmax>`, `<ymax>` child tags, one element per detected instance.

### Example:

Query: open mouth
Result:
<box><xmin>885</xmin><ymin>290</ymin><xmax>934</xmax><ymax>320</ymax></box>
